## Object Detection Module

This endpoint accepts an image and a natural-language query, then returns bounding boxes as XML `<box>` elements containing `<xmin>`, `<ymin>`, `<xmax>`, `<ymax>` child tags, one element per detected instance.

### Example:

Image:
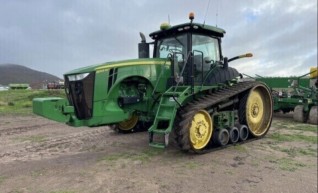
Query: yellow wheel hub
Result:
<box><xmin>118</xmin><ymin>115</ymin><xmax>139</xmax><ymax>131</ymax></box>
<box><xmin>246</xmin><ymin>86</ymin><xmax>272</xmax><ymax>137</ymax></box>
<box><xmin>189</xmin><ymin>110</ymin><xmax>213</xmax><ymax>150</ymax></box>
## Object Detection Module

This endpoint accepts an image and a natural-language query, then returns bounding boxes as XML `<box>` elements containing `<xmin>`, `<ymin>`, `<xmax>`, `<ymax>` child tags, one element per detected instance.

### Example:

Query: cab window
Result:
<box><xmin>192</xmin><ymin>34</ymin><xmax>220</xmax><ymax>72</ymax></box>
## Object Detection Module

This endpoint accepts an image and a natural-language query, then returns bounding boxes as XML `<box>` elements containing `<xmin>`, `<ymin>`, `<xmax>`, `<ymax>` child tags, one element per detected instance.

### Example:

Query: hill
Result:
<box><xmin>0</xmin><ymin>64</ymin><xmax>61</xmax><ymax>89</ymax></box>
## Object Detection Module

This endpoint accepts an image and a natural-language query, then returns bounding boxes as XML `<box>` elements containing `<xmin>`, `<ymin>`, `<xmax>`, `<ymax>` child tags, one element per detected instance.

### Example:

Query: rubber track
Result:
<box><xmin>176</xmin><ymin>81</ymin><xmax>262</xmax><ymax>154</ymax></box>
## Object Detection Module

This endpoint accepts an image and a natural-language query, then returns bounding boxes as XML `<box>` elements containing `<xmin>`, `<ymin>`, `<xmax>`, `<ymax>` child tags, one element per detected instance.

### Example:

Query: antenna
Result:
<box><xmin>203</xmin><ymin>0</ymin><xmax>211</xmax><ymax>26</ymax></box>
<box><xmin>216</xmin><ymin>0</ymin><xmax>219</xmax><ymax>27</ymax></box>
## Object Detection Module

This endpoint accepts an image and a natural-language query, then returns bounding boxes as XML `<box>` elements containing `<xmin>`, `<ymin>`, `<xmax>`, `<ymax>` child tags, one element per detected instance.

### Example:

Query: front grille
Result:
<box><xmin>65</xmin><ymin>72</ymin><xmax>95</xmax><ymax>120</ymax></box>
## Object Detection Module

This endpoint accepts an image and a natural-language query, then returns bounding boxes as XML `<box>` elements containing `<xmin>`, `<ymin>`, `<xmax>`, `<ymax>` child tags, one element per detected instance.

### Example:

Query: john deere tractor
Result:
<box><xmin>33</xmin><ymin>13</ymin><xmax>273</xmax><ymax>153</ymax></box>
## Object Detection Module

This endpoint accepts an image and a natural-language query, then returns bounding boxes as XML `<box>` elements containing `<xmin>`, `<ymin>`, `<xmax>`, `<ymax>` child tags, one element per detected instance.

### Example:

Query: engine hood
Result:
<box><xmin>64</xmin><ymin>58</ymin><xmax>170</xmax><ymax>76</ymax></box>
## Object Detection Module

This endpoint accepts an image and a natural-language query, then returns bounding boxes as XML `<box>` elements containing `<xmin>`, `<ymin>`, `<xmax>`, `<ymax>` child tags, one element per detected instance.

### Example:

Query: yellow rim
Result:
<box><xmin>118</xmin><ymin>115</ymin><xmax>139</xmax><ymax>131</ymax></box>
<box><xmin>246</xmin><ymin>86</ymin><xmax>272</xmax><ymax>136</ymax></box>
<box><xmin>189</xmin><ymin>110</ymin><xmax>213</xmax><ymax>150</ymax></box>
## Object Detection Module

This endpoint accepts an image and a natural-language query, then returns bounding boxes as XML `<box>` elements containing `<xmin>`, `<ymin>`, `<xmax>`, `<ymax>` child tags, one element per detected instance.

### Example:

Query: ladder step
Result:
<box><xmin>152</xmin><ymin>129</ymin><xmax>167</xmax><ymax>134</ymax></box>
<box><xmin>156</xmin><ymin>116</ymin><xmax>171</xmax><ymax>120</ymax></box>
<box><xmin>160</xmin><ymin>104</ymin><xmax>175</xmax><ymax>107</ymax></box>
<box><xmin>149</xmin><ymin>142</ymin><xmax>166</xmax><ymax>149</ymax></box>
<box><xmin>164</xmin><ymin>92</ymin><xmax>180</xmax><ymax>96</ymax></box>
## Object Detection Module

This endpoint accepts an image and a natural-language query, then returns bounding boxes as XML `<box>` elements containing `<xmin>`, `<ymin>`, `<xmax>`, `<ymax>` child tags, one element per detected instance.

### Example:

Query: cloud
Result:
<box><xmin>0</xmin><ymin>0</ymin><xmax>316</xmax><ymax>78</ymax></box>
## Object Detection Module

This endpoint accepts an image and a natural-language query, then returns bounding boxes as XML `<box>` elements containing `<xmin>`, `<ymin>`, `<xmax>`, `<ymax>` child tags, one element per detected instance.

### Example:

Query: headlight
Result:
<box><xmin>68</xmin><ymin>73</ymin><xmax>89</xmax><ymax>81</ymax></box>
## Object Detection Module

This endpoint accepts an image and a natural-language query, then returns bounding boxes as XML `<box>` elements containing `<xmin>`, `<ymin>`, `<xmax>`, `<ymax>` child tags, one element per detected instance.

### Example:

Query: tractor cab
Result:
<box><xmin>147</xmin><ymin>13</ymin><xmax>226</xmax><ymax>87</ymax></box>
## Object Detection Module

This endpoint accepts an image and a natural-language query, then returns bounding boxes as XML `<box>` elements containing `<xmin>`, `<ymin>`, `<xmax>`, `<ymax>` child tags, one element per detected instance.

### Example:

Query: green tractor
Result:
<box><xmin>33</xmin><ymin>13</ymin><xmax>273</xmax><ymax>153</ymax></box>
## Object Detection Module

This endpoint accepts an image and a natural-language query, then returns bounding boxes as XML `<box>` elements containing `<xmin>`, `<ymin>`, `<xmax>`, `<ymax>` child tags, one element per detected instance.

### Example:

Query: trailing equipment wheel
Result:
<box><xmin>239</xmin><ymin>84</ymin><xmax>273</xmax><ymax>137</ymax></box>
<box><xmin>213</xmin><ymin>129</ymin><xmax>229</xmax><ymax>146</ymax></box>
<box><xmin>116</xmin><ymin>115</ymin><xmax>139</xmax><ymax>133</ymax></box>
<box><xmin>293</xmin><ymin>105</ymin><xmax>307</xmax><ymax>123</ymax></box>
<box><xmin>229</xmin><ymin>127</ymin><xmax>239</xmax><ymax>144</ymax></box>
<box><xmin>176</xmin><ymin>109</ymin><xmax>213</xmax><ymax>153</ymax></box>
<box><xmin>308</xmin><ymin>106</ymin><xmax>318</xmax><ymax>125</ymax></box>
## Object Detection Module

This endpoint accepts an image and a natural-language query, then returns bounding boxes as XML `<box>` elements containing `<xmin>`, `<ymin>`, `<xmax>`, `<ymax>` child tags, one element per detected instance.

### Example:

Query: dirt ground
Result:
<box><xmin>0</xmin><ymin>113</ymin><xmax>317</xmax><ymax>193</ymax></box>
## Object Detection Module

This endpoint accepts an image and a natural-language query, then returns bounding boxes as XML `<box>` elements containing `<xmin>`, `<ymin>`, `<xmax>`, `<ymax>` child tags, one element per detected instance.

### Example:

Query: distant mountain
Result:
<box><xmin>0</xmin><ymin>64</ymin><xmax>62</xmax><ymax>89</ymax></box>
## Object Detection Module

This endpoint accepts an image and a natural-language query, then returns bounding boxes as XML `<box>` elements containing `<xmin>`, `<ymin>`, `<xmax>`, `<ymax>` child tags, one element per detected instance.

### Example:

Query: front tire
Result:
<box><xmin>176</xmin><ymin>109</ymin><xmax>213</xmax><ymax>153</ymax></box>
<box><xmin>115</xmin><ymin>115</ymin><xmax>139</xmax><ymax>133</ymax></box>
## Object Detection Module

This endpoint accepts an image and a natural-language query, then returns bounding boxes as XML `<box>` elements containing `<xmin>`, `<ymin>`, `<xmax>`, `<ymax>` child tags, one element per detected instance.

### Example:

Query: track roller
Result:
<box><xmin>293</xmin><ymin>105</ymin><xmax>307</xmax><ymax>123</ymax></box>
<box><xmin>236</xmin><ymin>124</ymin><xmax>249</xmax><ymax>141</ymax></box>
<box><xmin>228</xmin><ymin>127</ymin><xmax>240</xmax><ymax>144</ymax></box>
<box><xmin>213</xmin><ymin>129</ymin><xmax>230</xmax><ymax>146</ymax></box>
<box><xmin>308</xmin><ymin>106</ymin><xmax>318</xmax><ymax>125</ymax></box>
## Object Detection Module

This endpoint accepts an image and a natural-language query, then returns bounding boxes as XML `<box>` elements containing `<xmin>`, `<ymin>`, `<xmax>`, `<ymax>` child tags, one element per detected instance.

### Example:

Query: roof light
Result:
<box><xmin>189</xmin><ymin>12</ymin><xmax>195</xmax><ymax>22</ymax></box>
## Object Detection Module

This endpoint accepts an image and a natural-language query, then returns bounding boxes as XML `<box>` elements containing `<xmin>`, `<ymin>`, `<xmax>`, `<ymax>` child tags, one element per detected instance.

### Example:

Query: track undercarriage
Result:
<box><xmin>174</xmin><ymin>81</ymin><xmax>273</xmax><ymax>153</ymax></box>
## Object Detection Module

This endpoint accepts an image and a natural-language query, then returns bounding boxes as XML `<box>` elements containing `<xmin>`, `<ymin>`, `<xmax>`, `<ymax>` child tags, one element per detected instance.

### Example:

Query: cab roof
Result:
<box><xmin>149</xmin><ymin>22</ymin><xmax>226</xmax><ymax>40</ymax></box>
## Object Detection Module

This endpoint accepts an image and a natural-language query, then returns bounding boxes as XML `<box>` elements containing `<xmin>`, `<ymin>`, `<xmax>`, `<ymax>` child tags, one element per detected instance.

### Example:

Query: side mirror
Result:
<box><xmin>223</xmin><ymin>57</ymin><xmax>228</xmax><ymax>69</ymax></box>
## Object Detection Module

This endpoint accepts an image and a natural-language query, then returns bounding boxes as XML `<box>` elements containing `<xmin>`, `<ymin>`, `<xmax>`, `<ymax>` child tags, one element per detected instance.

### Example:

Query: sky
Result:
<box><xmin>0</xmin><ymin>0</ymin><xmax>317</xmax><ymax>78</ymax></box>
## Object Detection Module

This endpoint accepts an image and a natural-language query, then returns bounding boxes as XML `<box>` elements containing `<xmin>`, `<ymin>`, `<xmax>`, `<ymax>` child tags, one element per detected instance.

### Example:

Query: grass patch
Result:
<box><xmin>267</xmin><ymin>156</ymin><xmax>306</xmax><ymax>172</ymax></box>
<box><xmin>99</xmin><ymin>148</ymin><xmax>164</xmax><ymax>163</ymax></box>
<box><xmin>272</xmin><ymin>120</ymin><xmax>317</xmax><ymax>133</ymax></box>
<box><xmin>250</xmin><ymin>159</ymin><xmax>260</xmax><ymax>167</ymax></box>
<box><xmin>276</xmin><ymin>158</ymin><xmax>306</xmax><ymax>172</ymax></box>
<box><xmin>31</xmin><ymin>169</ymin><xmax>46</xmax><ymax>177</ymax></box>
<box><xmin>15</xmin><ymin>135</ymin><xmax>46</xmax><ymax>143</ymax></box>
<box><xmin>0</xmin><ymin>90</ymin><xmax>65</xmax><ymax>115</ymax></box>
<box><xmin>231</xmin><ymin>144</ymin><xmax>247</xmax><ymax>152</ymax></box>
<box><xmin>298</xmin><ymin>148</ymin><xmax>317</xmax><ymax>156</ymax></box>
<box><xmin>10</xmin><ymin>190</ymin><xmax>23</xmax><ymax>193</ymax></box>
<box><xmin>270</xmin><ymin>145</ymin><xmax>317</xmax><ymax>157</ymax></box>
<box><xmin>183</xmin><ymin>161</ymin><xmax>201</xmax><ymax>169</ymax></box>
<box><xmin>49</xmin><ymin>191</ymin><xmax>76</xmax><ymax>193</ymax></box>
<box><xmin>269</xmin><ymin>133</ymin><xmax>317</xmax><ymax>144</ymax></box>
<box><xmin>291</xmin><ymin>125</ymin><xmax>317</xmax><ymax>133</ymax></box>
<box><xmin>0</xmin><ymin>175</ymin><xmax>7</xmax><ymax>185</ymax></box>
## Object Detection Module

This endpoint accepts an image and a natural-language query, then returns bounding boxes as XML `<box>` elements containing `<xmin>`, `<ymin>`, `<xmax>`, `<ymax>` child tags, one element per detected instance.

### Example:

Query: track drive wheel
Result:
<box><xmin>116</xmin><ymin>115</ymin><xmax>139</xmax><ymax>133</ymax></box>
<box><xmin>308</xmin><ymin>106</ymin><xmax>318</xmax><ymax>125</ymax></box>
<box><xmin>176</xmin><ymin>109</ymin><xmax>213</xmax><ymax>153</ymax></box>
<box><xmin>293</xmin><ymin>105</ymin><xmax>307</xmax><ymax>123</ymax></box>
<box><xmin>239</xmin><ymin>84</ymin><xmax>273</xmax><ymax>137</ymax></box>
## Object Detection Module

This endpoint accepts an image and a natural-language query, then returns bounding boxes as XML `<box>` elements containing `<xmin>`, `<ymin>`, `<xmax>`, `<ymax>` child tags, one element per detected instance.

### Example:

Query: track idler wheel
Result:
<box><xmin>213</xmin><ymin>129</ymin><xmax>230</xmax><ymax>146</ymax></box>
<box><xmin>293</xmin><ymin>105</ymin><xmax>307</xmax><ymax>123</ymax></box>
<box><xmin>228</xmin><ymin>127</ymin><xmax>240</xmax><ymax>144</ymax></box>
<box><xmin>239</xmin><ymin>84</ymin><xmax>273</xmax><ymax>137</ymax></box>
<box><xmin>308</xmin><ymin>106</ymin><xmax>318</xmax><ymax>125</ymax></box>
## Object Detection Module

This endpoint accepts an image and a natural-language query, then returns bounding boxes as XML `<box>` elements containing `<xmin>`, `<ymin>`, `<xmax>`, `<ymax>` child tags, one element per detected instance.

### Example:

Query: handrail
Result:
<box><xmin>173</xmin><ymin>51</ymin><xmax>192</xmax><ymax>93</ymax></box>
<box><xmin>151</xmin><ymin>58</ymin><xmax>170</xmax><ymax>97</ymax></box>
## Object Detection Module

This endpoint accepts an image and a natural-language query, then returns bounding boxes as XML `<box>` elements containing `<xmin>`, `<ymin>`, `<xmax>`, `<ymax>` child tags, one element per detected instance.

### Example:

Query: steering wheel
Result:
<box><xmin>169</xmin><ymin>49</ymin><xmax>182</xmax><ymax>54</ymax></box>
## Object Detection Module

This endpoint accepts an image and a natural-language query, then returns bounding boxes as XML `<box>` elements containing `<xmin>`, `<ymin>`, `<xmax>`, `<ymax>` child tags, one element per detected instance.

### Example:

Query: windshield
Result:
<box><xmin>192</xmin><ymin>34</ymin><xmax>220</xmax><ymax>62</ymax></box>
<box><xmin>155</xmin><ymin>34</ymin><xmax>187</xmax><ymax>61</ymax></box>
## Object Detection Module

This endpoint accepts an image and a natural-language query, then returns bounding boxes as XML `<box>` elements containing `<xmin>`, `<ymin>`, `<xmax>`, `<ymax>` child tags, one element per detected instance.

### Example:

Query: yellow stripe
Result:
<box><xmin>95</xmin><ymin>60</ymin><xmax>170</xmax><ymax>71</ymax></box>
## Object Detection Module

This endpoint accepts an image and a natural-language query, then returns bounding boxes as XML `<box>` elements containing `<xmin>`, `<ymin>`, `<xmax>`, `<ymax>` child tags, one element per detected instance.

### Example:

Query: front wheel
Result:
<box><xmin>115</xmin><ymin>115</ymin><xmax>139</xmax><ymax>133</ymax></box>
<box><xmin>175</xmin><ymin>109</ymin><xmax>213</xmax><ymax>153</ymax></box>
